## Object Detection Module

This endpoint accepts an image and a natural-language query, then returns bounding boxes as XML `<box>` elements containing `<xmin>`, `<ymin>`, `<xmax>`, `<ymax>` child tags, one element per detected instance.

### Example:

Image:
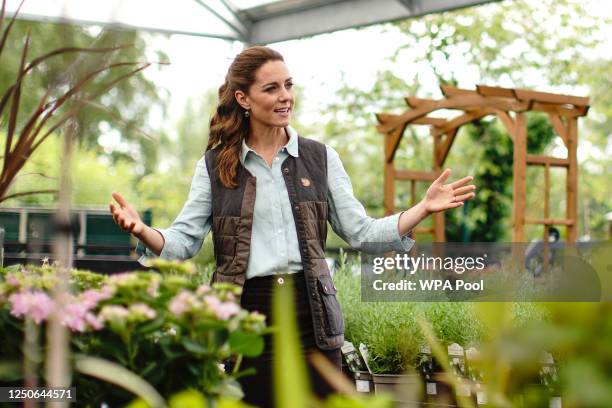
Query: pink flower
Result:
<box><xmin>169</xmin><ymin>291</ymin><xmax>198</xmax><ymax>317</ymax></box>
<box><xmin>147</xmin><ymin>280</ymin><xmax>160</xmax><ymax>298</ymax></box>
<box><xmin>129</xmin><ymin>303</ymin><xmax>157</xmax><ymax>320</ymax></box>
<box><xmin>100</xmin><ymin>285</ymin><xmax>115</xmax><ymax>297</ymax></box>
<box><xmin>99</xmin><ymin>305</ymin><xmax>130</xmax><ymax>326</ymax></box>
<box><xmin>79</xmin><ymin>288</ymin><xmax>113</xmax><ymax>310</ymax></box>
<box><xmin>5</xmin><ymin>273</ymin><xmax>20</xmax><ymax>286</ymax></box>
<box><xmin>196</xmin><ymin>284</ymin><xmax>211</xmax><ymax>296</ymax></box>
<box><xmin>203</xmin><ymin>295</ymin><xmax>240</xmax><ymax>320</ymax></box>
<box><xmin>215</xmin><ymin>302</ymin><xmax>240</xmax><ymax>320</ymax></box>
<box><xmin>63</xmin><ymin>302</ymin><xmax>88</xmax><ymax>332</ymax></box>
<box><xmin>85</xmin><ymin>313</ymin><xmax>104</xmax><ymax>330</ymax></box>
<box><xmin>203</xmin><ymin>295</ymin><xmax>221</xmax><ymax>310</ymax></box>
<box><xmin>9</xmin><ymin>291</ymin><xmax>54</xmax><ymax>324</ymax></box>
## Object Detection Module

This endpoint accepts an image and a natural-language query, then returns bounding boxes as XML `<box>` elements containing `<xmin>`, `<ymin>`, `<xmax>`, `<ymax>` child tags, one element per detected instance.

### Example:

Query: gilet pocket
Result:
<box><xmin>317</xmin><ymin>275</ymin><xmax>344</xmax><ymax>336</ymax></box>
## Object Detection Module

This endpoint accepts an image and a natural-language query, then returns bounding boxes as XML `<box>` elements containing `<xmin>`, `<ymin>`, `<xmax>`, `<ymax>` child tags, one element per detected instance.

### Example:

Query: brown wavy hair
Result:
<box><xmin>206</xmin><ymin>46</ymin><xmax>284</xmax><ymax>188</ymax></box>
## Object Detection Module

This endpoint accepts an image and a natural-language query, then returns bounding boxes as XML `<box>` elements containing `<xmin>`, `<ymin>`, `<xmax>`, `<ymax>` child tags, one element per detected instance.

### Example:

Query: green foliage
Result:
<box><xmin>456</xmin><ymin>302</ymin><xmax>612</xmax><ymax>406</ymax></box>
<box><xmin>0</xmin><ymin>262</ymin><xmax>266</xmax><ymax>406</ymax></box>
<box><xmin>320</xmin><ymin>0</ymin><xmax>610</xmax><ymax>241</ymax></box>
<box><xmin>446</xmin><ymin>113</ymin><xmax>556</xmax><ymax>242</ymax></box>
<box><xmin>333</xmin><ymin>260</ymin><xmax>547</xmax><ymax>374</ymax></box>
<box><xmin>0</xmin><ymin>19</ymin><xmax>167</xmax><ymax>174</ymax></box>
<box><xmin>0</xmin><ymin>134</ymin><xmax>140</xmax><ymax>207</ymax></box>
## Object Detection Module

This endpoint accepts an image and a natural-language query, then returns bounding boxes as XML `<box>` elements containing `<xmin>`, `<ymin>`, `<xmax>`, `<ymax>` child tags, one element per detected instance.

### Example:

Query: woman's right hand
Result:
<box><xmin>109</xmin><ymin>192</ymin><xmax>145</xmax><ymax>236</ymax></box>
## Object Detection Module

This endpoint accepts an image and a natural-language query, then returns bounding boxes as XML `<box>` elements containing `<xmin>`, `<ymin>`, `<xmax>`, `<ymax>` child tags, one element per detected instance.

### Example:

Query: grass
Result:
<box><xmin>333</xmin><ymin>258</ymin><xmax>548</xmax><ymax>374</ymax></box>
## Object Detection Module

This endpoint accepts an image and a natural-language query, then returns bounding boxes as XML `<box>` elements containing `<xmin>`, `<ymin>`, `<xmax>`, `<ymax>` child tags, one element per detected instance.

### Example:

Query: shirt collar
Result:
<box><xmin>240</xmin><ymin>126</ymin><xmax>299</xmax><ymax>165</ymax></box>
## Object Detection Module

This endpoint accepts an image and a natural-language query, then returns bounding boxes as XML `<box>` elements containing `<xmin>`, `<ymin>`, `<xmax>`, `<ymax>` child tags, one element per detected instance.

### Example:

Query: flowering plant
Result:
<box><xmin>0</xmin><ymin>260</ymin><xmax>267</xmax><ymax>406</ymax></box>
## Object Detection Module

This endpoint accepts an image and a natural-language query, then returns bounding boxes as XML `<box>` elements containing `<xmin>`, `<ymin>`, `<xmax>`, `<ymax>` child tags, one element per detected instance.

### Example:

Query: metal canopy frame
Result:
<box><xmin>6</xmin><ymin>0</ymin><xmax>501</xmax><ymax>44</ymax></box>
<box><xmin>376</xmin><ymin>85</ymin><xmax>590</xmax><ymax>244</ymax></box>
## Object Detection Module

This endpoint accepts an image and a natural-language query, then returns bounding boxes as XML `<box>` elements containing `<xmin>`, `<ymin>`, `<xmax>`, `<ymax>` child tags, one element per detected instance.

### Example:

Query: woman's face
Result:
<box><xmin>236</xmin><ymin>60</ymin><xmax>294</xmax><ymax>129</ymax></box>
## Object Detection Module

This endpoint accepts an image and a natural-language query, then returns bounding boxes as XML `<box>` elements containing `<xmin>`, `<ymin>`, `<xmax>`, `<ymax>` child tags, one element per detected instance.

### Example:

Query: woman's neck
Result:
<box><xmin>246</xmin><ymin>123</ymin><xmax>288</xmax><ymax>154</ymax></box>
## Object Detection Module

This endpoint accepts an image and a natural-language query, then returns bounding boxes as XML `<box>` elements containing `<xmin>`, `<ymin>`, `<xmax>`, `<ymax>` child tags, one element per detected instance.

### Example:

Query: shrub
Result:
<box><xmin>334</xmin><ymin>257</ymin><xmax>547</xmax><ymax>374</ymax></box>
<box><xmin>0</xmin><ymin>260</ymin><xmax>267</xmax><ymax>406</ymax></box>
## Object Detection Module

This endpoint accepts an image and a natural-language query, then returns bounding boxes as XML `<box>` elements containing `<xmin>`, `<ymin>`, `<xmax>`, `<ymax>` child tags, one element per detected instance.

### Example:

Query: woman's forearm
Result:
<box><xmin>397</xmin><ymin>200</ymin><xmax>430</xmax><ymax>237</ymax></box>
<box><xmin>134</xmin><ymin>225</ymin><xmax>165</xmax><ymax>256</ymax></box>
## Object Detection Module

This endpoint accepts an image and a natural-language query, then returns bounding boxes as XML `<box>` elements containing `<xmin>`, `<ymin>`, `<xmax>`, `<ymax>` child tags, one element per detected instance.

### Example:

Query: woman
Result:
<box><xmin>109</xmin><ymin>46</ymin><xmax>476</xmax><ymax>407</ymax></box>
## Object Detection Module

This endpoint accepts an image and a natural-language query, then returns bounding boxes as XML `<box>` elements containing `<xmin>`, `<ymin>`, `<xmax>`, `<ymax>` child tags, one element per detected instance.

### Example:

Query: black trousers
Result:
<box><xmin>237</xmin><ymin>271</ymin><xmax>342</xmax><ymax>408</ymax></box>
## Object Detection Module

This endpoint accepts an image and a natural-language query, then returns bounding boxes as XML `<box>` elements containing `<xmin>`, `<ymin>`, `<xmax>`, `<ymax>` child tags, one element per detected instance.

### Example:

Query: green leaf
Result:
<box><xmin>140</xmin><ymin>361</ymin><xmax>158</xmax><ymax>378</ymax></box>
<box><xmin>74</xmin><ymin>355</ymin><xmax>167</xmax><ymax>408</ymax></box>
<box><xmin>137</xmin><ymin>316</ymin><xmax>165</xmax><ymax>334</ymax></box>
<box><xmin>228</xmin><ymin>332</ymin><xmax>264</xmax><ymax>357</ymax></box>
<box><xmin>210</xmin><ymin>378</ymin><xmax>244</xmax><ymax>400</ymax></box>
<box><xmin>232</xmin><ymin>367</ymin><xmax>256</xmax><ymax>381</ymax></box>
<box><xmin>181</xmin><ymin>338</ymin><xmax>208</xmax><ymax>355</ymax></box>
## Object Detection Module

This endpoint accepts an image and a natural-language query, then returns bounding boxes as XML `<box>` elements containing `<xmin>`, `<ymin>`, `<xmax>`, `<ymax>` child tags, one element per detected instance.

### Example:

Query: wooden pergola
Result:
<box><xmin>376</xmin><ymin>85</ymin><xmax>590</xmax><ymax>243</ymax></box>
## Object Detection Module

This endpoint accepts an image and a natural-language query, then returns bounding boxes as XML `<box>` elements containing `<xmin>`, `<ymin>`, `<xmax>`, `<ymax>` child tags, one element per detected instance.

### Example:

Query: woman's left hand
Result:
<box><xmin>423</xmin><ymin>169</ymin><xmax>476</xmax><ymax>214</ymax></box>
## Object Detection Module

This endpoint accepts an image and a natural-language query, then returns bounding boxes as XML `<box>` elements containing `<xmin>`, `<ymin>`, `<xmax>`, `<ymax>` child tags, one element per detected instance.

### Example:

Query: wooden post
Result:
<box><xmin>512</xmin><ymin>113</ymin><xmax>527</xmax><ymax>242</ymax></box>
<box><xmin>383</xmin><ymin>132</ymin><xmax>396</xmax><ymax>216</ymax></box>
<box><xmin>433</xmin><ymin>134</ymin><xmax>445</xmax><ymax>242</ymax></box>
<box><xmin>410</xmin><ymin>180</ymin><xmax>416</xmax><ymax>240</ymax></box>
<box><xmin>566</xmin><ymin>118</ymin><xmax>578</xmax><ymax>242</ymax></box>
<box><xmin>377</xmin><ymin>85</ymin><xmax>588</xmax><ymax>246</ymax></box>
<box><xmin>543</xmin><ymin>163</ymin><xmax>550</xmax><ymax>274</ymax></box>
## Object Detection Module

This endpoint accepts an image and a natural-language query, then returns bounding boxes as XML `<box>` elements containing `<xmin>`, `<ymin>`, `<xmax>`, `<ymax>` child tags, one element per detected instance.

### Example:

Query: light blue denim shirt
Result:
<box><xmin>139</xmin><ymin>126</ymin><xmax>414</xmax><ymax>278</ymax></box>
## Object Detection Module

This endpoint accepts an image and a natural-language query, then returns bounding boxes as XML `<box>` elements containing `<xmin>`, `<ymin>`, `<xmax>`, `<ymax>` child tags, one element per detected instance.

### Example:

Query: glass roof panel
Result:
<box><xmin>230</xmin><ymin>0</ymin><xmax>284</xmax><ymax>10</ymax></box>
<box><xmin>4</xmin><ymin>0</ymin><xmax>241</xmax><ymax>39</ymax></box>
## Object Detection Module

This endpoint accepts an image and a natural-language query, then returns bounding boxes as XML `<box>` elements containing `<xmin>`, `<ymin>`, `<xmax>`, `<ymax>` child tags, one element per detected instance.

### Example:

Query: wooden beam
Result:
<box><xmin>436</xmin><ymin>129</ymin><xmax>458</xmax><ymax>167</ymax></box>
<box><xmin>383</xmin><ymin>133</ymin><xmax>396</xmax><ymax>217</ymax></box>
<box><xmin>378</xmin><ymin>95</ymin><xmax>530</xmax><ymax>158</ymax></box>
<box><xmin>395</xmin><ymin>169</ymin><xmax>438</xmax><ymax>182</ymax></box>
<box><xmin>378</xmin><ymin>112</ymin><xmax>446</xmax><ymax>126</ymax></box>
<box><xmin>441</xmin><ymin>85</ymin><xmax>589</xmax><ymax>107</ymax></box>
<box><xmin>526</xmin><ymin>155</ymin><xmax>570</xmax><ymax>167</ymax></box>
<box><xmin>433</xmin><ymin>135</ymin><xmax>445</xmax><ymax>242</ymax></box>
<box><xmin>476</xmin><ymin>85</ymin><xmax>517</xmax><ymax>99</ymax></box>
<box><xmin>430</xmin><ymin>109</ymin><xmax>493</xmax><ymax>138</ymax></box>
<box><xmin>409</xmin><ymin>180</ymin><xmax>417</xmax><ymax>241</ymax></box>
<box><xmin>543</xmin><ymin>164</ymin><xmax>550</xmax><ymax>219</ymax></box>
<box><xmin>525</xmin><ymin>218</ymin><xmax>574</xmax><ymax>226</ymax></box>
<box><xmin>440</xmin><ymin>85</ymin><xmax>477</xmax><ymax>97</ymax></box>
<box><xmin>413</xmin><ymin>117</ymin><xmax>447</xmax><ymax>126</ymax></box>
<box><xmin>543</xmin><ymin>163</ymin><xmax>551</xmax><ymax>273</ymax></box>
<box><xmin>405</xmin><ymin>96</ymin><xmax>436</xmax><ymax>109</ymax></box>
<box><xmin>495</xmin><ymin>110</ymin><xmax>515</xmax><ymax>140</ymax></box>
<box><xmin>376</xmin><ymin>112</ymin><xmax>395</xmax><ymax>124</ymax></box>
<box><xmin>514</xmin><ymin>88</ymin><xmax>590</xmax><ymax>107</ymax></box>
<box><xmin>382</xmin><ymin>123</ymin><xmax>407</xmax><ymax>163</ymax></box>
<box><xmin>512</xmin><ymin>112</ymin><xmax>527</xmax><ymax>242</ymax></box>
<box><xmin>415</xmin><ymin>227</ymin><xmax>435</xmax><ymax>234</ymax></box>
<box><xmin>548</xmin><ymin>113</ymin><xmax>569</xmax><ymax>148</ymax></box>
<box><xmin>566</xmin><ymin>118</ymin><xmax>578</xmax><ymax>242</ymax></box>
<box><xmin>531</xmin><ymin>102</ymin><xmax>589</xmax><ymax>117</ymax></box>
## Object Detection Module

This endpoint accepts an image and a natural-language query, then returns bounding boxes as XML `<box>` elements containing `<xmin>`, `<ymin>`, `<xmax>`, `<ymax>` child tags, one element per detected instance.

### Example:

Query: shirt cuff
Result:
<box><xmin>136</xmin><ymin>228</ymin><xmax>175</xmax><ymax>267</ymax></box>
<box><xmin>388</xmin><ymin>211</ymin><xmax>415</xmax><ymax>252</ymax></box>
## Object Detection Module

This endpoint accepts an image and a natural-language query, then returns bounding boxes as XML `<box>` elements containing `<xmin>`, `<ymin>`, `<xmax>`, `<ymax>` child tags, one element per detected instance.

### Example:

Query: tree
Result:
<box><xmin>319</xmin><ymin>0</ymin><xmax>610</xmax><ymax>241</ymax></box>
<box><xmin>0</xmin><ymin>18</ymin><xmax>167</xmax><ymax>178</ymax></box>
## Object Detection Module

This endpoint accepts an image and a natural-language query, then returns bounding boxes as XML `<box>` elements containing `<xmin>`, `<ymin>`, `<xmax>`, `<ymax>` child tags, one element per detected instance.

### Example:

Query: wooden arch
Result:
<box><xmin>376</xmin><ymin>85</ymin><xmax>590</xmax><ymax>243</ymax></box>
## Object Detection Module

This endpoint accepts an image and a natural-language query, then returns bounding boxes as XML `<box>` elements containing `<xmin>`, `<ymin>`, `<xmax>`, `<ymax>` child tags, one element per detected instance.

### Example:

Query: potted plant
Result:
<box><xmin>334</xmin><ymin>259</ymin><xmax>481</xmax><ymax>405</ymax></box>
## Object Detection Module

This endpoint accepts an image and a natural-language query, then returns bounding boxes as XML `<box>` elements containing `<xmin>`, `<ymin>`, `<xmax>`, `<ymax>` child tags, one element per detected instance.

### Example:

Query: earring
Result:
<box><xmin>244</xmin><ymin>110</ymin><xmax>250</xmax><ymax>118</ymax></box>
